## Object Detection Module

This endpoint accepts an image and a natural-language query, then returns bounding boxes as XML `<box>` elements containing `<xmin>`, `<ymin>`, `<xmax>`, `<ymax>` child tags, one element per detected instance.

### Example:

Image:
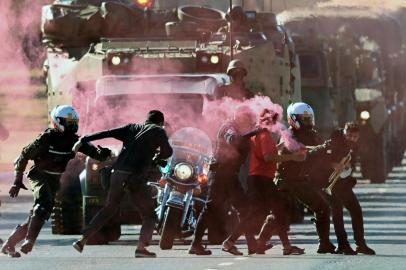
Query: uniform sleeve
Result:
<box><xmin>307</xmin><ymin>140</ymin><xmax>333</xmax><ymax>164</ymax></box>
<box><xmin>219</xmin><ymin>124</ymin><xmax>240</xmax><ymax>145</ymax></box>
<box><xmin>78</xmin><ymin>141</ymin><xmax>111</xmax><ymax>161</ymax></box>
<box><xmin>14</xmin><ymin>132</ymin><xmax>50</xmax><ymax>183</ymax></box>
<box><xmin>81</xmin><ymin>124</ymin><xmax>131</xmax><ymax>143</ymax></box>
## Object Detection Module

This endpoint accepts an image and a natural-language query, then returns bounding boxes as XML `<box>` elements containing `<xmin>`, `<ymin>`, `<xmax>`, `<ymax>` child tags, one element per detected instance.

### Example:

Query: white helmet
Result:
<box><xmin>50</xmin><ymin>105</ymin><xmax>79</xmax><ymax>133</ymax></box>
<box><xmin>287</xmin><ymin>102</ymin><xmax>315</xmax><ymax>129</ymax></box>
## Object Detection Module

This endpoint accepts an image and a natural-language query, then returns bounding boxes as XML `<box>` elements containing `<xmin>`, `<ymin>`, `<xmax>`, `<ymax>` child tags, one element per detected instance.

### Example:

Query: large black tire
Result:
<box><xmin>177</xmin><ymin>5</ymin><xmax>226</xmax><ymax>31</ymax></box>
<box><xmin>51</xmin><ymin>158</ymin><xmax>84</xmax><ymax>234</ymax></box>
<box><xmin>360</xmin><ymin>129</ymin><xmax>387</xmax><ymax>183</ymax></box>
<box><xmin>83</xmin><ymin>195</ymin><xmax>121</xmax><ymax>245</ymax></box>
<box><xmin>367</xmin><ymin>155</ymin><xmax>387</xmax><ymax>184</ymax></box>
<box><xmin>159</xmin><ymin>207</ymin><xmax>182</xmax><ymax>250</ymax></box>
<box><xmin>51</xmin><ymin>196</ymin><xmax>83</xmax><ymax>235</ymax></box>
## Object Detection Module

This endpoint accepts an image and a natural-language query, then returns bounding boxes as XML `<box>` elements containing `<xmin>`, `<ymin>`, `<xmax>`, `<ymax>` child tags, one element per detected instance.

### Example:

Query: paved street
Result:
<box><xmin>1</xmin><ymin>157</ymin><xmax>406</xmax><ymax>270</ymax></box>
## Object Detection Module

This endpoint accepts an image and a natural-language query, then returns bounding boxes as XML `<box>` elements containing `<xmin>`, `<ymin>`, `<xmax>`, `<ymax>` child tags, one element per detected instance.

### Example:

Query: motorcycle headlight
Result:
<box><xmin>360</xmin><ymin>110</ymin><xmax>370</xmax><ymax>120</ymax></box>
<box><xmin>174</xmin><ymin>163</ymin><xmax>193</xmax><ymax>181</ymax></box>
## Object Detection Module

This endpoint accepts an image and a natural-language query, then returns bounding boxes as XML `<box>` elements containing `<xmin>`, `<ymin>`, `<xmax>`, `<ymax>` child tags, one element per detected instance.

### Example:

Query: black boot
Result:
<box><xmin>356</xmin><ymin>244</ymin><xmax>375</xmax><ymax>255</ymax></box>
<box><xmin>1</xmin><ymin>224</ymin><xmax>28</xmax><ymax>258</ymax></box>
<box><xmin>317</xmin><ymin>242</ymin><xmax>337</xmax><ymax>254</ymax></box>
<box><xmin>336</xmin><ymin>244</ymin><xmax>357</xmax><ymax>255</ymax></box>
<box><xmin>20</xmin><ymin>216</ymin><xmax>45</xmax><ymax>254</ymax></box>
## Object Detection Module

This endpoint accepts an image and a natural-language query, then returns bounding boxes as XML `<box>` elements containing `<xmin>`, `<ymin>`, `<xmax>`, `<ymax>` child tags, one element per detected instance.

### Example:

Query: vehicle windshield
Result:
<box><xmin>299</xmin><ymin>54</ymin><xmax>322</xmax><ymax>79</ymax></box>
<box><xmin>82</xmin><ymin>93</ymin><xmax>205</xmax><ymax>134</ymax></box>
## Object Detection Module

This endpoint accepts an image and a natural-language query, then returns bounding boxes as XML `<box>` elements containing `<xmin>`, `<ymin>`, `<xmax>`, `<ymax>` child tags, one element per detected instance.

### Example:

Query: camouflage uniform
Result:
<box><xmin>1</xmin><ymin>128</ymin><xmax>109</xmax><ymax>257</ymax></box>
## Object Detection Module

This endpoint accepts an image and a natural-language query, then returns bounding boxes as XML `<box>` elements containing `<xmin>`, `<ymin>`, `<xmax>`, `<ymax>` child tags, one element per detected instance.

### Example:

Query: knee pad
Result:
<box><xmin>33</xmin><ymin>204</ymin><xmax>51</xmax><ymax>219</ymax></box>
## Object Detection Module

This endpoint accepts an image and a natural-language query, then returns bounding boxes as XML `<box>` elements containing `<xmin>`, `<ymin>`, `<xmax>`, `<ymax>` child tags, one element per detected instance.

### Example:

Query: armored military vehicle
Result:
<box><xmin>279</xmin><ymin>6</ymin><xmax>406</xmax><ymax>183</ymax></box>
<box><xmin>42</xmin><ymin>0</ymin><xmax>300</xmax><ymax>242</ymax></box>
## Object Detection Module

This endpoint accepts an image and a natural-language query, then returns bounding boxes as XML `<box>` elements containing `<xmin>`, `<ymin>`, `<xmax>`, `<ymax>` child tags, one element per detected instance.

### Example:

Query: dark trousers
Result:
<box><xmin>247</xmin><ymin>175</ymin><xmax>290</xmax><ymax>246</ymax></box>
<box><xmin>82</xmin><ymin>170</ymin><xmax>156</xmax><ymax>246</ymax></box>
<box><xmin>28</xmin><ymin>169</ymin><xmax>61</xmax><ymax>219</ymax></box>
<box><xmin>192</xmin><ymin>168</ymin><xmax>256</xmax><ymax>249</ymax></box>
<box><xmin>280</xmin><ymin>179</ymin><xmax>331</xmax><ymax>244</ymax></box>
<box><xmin>331</xmin><ymin>177</ymin><xmax>366</xmax><ymax>247</ymax></box>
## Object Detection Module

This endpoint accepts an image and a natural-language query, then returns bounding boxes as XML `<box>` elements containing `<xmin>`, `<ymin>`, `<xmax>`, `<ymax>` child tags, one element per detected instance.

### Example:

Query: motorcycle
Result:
<box><xmin>148</xmin><ymin>127</ymin><xmax>213</xmax><ymax>250</ymax></box>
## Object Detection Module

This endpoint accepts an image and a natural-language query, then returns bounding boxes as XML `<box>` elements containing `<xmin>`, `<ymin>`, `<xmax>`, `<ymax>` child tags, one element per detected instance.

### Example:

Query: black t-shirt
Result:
<box><xmin>81</xmin><ymin>123</ymin><xmax>173</xmax><ymax>172</ymax></box>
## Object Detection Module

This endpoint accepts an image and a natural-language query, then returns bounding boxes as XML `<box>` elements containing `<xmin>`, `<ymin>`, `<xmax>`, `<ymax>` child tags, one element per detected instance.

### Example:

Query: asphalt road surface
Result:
<box><xmin>1</xmin><ymin>157</ymin><xmax>406</xmax><ymax>270</ymax></box>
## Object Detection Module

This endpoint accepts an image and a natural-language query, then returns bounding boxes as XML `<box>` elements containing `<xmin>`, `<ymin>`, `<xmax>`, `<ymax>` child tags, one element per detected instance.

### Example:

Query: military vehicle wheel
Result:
<box><xmin>83</xmin><ymin>196</ymin><xmax>121</xmax><ymax>245</ymax></box>
<box><xmin>51</xmin><ymin>159</ymin><xmax>84</xmax><ymax>235</ymax></box>
<box><xmin>177</xmin><ymin>6</ymin><xmax>225</xmax><ymax>31</ymax></box>
<box><xmin>368</xmin><ymin>155</ymin><xmax>387</xmax><ymax>184</ymax></box>
<box><xmin>165</xmin><ymin>21</ymin><xmax>198</xmax><ymax>38</ymax></box>
<box><xmin>360</xmin><ymin>134</ymin><xmax>387</xmax><ymax>184</ymax></box>
<box><xmin>159</xmin><ymin>207</ymin><xmax>182</xmax><ymax>250</ymax></box>
<box><xmin>51</xmin><ymin>196</ymin><xmax>83</xmax><ymax>235</ymax></box>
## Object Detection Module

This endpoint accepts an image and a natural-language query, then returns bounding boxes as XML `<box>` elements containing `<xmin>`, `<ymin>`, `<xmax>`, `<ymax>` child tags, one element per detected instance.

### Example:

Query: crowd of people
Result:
<box><xmin>0</xmin><ymin>59</ymin><xmax>375</xmax><ymax>259</ymax></box>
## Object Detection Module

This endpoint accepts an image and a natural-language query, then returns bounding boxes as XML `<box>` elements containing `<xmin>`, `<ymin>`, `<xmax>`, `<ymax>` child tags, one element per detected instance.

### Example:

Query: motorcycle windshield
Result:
<box><xmin>160</xmin><ymin>127</ymin><xmax>212</xmax><ymax>174</ymax></box>
<box><xmin>169</xmin><ymin>127</ymin><xmax>212</xmax><ymax>157</ymax></box>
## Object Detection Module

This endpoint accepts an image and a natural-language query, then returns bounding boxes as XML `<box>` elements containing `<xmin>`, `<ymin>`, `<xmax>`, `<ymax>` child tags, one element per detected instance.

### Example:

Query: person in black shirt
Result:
<box><xmin>307</xmin><ymin>122</ymin><xmax>375</xmax><ymax>255</ymax></box>
<box><xmin>72</xmin><ymin>110</ymin><xmax>173</xmax><ymax>258</ymax></box>
<box><xmin>1</xmin><ymin>105</ymin><xmax>110</xmax><ymax>258</ymax></box>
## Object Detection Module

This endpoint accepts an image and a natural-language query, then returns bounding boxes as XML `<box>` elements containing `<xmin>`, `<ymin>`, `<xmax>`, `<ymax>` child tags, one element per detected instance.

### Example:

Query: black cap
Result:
<box><xmin>146</xmin><ymin>110</ymin><xmax>164</xmax><ymax>125</ymax></box>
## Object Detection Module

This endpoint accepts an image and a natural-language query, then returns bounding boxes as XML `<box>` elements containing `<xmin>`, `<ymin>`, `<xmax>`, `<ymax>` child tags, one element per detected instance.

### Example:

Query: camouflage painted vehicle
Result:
<box><xmin>279</xmin><ymin>6</ymin><xmax>406</xmax><ymax>183</ymax></box>
<box><xmin>42</xmin><ymin>1</ymin><xmax>300</xmax><ymax>242</ymax></box>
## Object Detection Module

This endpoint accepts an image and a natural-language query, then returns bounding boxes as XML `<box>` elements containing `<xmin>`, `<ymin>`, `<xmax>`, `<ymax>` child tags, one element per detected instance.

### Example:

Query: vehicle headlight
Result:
<box><xmin>210</xmin><ymin>55</ymin><xmax>220</xmax><ymax>64</ymax></box>
<box><xmin>91</xmin><ymin>163</ymin><xmax>99</xmax><ymax>171</ymax></box>
<box><xmin>111</xmin><ymin>56</ymin><xmax>121</xmax><ymax>65</ymax></box>
<box><xmin>200</xmin><ymin>55</ymin><xmax>209</xmax><ymax>63</ymax></box>
<box><xmin>174</xmin><ymin>163</ymin><xmax>193</xmax><ymax>181</ymax></box>
<box><xmin>360</xmin><ymin>110</ymin><xmax>370</xmax><ymax>120</ymax></box>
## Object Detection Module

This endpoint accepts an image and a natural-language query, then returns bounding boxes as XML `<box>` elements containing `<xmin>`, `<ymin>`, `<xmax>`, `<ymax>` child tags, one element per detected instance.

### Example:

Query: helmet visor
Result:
<box><xmin>58</xmin><ymin>117</ymin><xmax>79</xmax><ymax>133</ymax></box>
<box><xmin>300</xmin><ymin>114</ymin><xmax>314</xmax><ymax>127</ymax></box>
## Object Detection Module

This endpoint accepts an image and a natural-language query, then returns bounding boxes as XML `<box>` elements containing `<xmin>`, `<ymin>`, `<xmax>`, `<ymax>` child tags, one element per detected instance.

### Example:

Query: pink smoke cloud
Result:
<box><xmin>203</xmin><ymin>95</ymin><xmax>302</xmax><ymax>151</ymax></box>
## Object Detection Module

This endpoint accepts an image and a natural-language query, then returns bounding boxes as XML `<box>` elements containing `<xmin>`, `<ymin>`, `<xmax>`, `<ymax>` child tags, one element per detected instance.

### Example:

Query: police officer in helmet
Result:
<box><xmin>277</xmin><ymin>102</ymin><xmax>337</xmax><ymax>254</ymax></box>
<box><xmin>1</xmin><ymin>105</ymin><xmax>110</xmax><ymax>257</ymax></box>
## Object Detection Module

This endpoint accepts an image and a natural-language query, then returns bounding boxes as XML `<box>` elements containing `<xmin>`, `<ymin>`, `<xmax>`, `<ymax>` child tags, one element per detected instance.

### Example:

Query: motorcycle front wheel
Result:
<box><xmin>159</xmin><ymin>207</ymin><xmax>182</xmax><ymax>250</ymax></box>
